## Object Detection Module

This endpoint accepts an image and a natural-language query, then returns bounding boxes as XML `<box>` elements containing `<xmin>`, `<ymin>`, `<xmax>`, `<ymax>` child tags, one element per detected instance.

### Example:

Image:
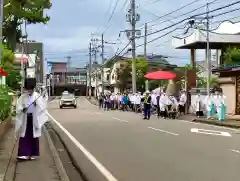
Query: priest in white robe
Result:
<box><xmin>159</xmin><ymin>92</ymin><xmax>168</xmax><ymax>118</ymax></box>
<box><xmin>178</xmin><ymin>90</ymin><xmax>187</xmax><ymax>115</ymax></box>
<box><xmin>15</xmin><ymin>78</ymin><xmax>48</xmax><ymax>160</ymax></box>
<box><xmin>194</xmin><ymin>90</ymin><xmax>204</xmax><ymax>117</ymax></box>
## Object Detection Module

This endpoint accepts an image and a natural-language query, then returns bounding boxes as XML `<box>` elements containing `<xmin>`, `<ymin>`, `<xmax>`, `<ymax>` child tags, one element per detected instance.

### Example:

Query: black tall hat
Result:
<box><xmin>24</xmin><ymin>78</ymin><xmax>36</xmax><ymax>90</ymax></box>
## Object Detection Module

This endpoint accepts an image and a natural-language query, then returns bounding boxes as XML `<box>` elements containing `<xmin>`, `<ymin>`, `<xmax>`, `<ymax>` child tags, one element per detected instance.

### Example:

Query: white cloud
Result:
<box><xmin>26</xmin><ymin>0</ymin><xmax>240</xmax><ymax>64</ymax></box>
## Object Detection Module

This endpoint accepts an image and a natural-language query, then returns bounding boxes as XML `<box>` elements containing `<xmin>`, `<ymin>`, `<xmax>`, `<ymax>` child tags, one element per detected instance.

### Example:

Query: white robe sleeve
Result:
<box><xmin>35</xmin><ymin>95</ymin><xmax>48</xmax><ymax>129</ymax></box>
<box><xmin>15</xmin><ymin>95</ymin><xmax>25</xmax><ymax>133</ymax></box>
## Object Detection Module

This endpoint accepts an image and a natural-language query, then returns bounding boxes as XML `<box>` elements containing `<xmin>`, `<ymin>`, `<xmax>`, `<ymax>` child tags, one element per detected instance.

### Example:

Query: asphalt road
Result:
<box><xmin>48</xmin><ymin>97</ymin><xmax>240</xmax><ymax>181</ymax></box>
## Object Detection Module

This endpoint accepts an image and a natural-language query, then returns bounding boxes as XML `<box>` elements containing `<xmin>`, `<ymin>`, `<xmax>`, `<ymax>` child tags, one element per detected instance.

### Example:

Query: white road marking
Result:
<box><xmin>46</xmin><ymin>112</ymin><xmax>118</xmax><ymax>181</ymax></box>
<box><xmin>177</xmin><ymin>119</ymin><xmax>239</xmax><ymax>131</ymax></box>
<box><xmin>95</xmin><ymin>112</ymin><xmax>103</xmax><ymax>115</ymax></box>
<box><xmin>229</xmin><ymin>149</ymin><xmax>240</xmax><ymax>154</ymax></box>
<box><xmin>148</xmin><ymin>127</ymin><xmax>179</xmax><ymax>136</ymax></box>
<box><xmin>111</xmin><ymin>117</ymin><xmax>128</xmax><ymax>123</ymax></box>
<box><xmin>191</xmin><ymin>128</ymin><xmax>231</xmax><ymax>137</ymax></box>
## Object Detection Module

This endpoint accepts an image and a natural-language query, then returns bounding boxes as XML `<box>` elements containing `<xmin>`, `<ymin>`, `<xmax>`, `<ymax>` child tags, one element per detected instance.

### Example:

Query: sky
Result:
<box><xmin>26</xmin><ymin>0</ymin><xmax>240</xmax><ymax>69</ymax></box>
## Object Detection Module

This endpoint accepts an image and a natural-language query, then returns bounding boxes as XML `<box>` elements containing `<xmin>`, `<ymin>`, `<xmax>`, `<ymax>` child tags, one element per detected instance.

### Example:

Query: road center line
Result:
<box><xmin>229</xmin><ymin>149</ymin><xmax>240</xmax><ymax>154</ymax></box>
<box><xmin>111</xmin><ymin>117</ymin><xmax>128</xmax><ymax>123</ymax></box>
<box><xmin>46</xmin><ymin>112</ymin><xmax>118</xmax><ymax>181</ymax></box>
<box><xmin>148</xmin><ymin>127</ymin><xmax>179</xmax><ymax>136</ymax></box>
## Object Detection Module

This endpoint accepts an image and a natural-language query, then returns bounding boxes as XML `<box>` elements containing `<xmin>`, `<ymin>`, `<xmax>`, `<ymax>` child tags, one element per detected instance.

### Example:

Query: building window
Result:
<box><xmin>106</xmin><ymin>74</ymin><xmax>110</xmax><ymax>81</ymax></box>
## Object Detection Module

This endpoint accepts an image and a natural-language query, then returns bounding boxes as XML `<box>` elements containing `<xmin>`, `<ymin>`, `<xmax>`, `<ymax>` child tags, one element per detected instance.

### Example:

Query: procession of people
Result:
<box><xmin>96</xmin><ymin>87</ymin><xmax>226</xmax><ymax>120</ymax></box>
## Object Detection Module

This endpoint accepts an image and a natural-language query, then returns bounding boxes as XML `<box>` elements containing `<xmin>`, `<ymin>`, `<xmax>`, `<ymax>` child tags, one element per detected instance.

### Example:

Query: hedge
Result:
<box><xmin>0</xmin><ymin>85</ymin><xmax>12</xmax><ymax>122</ymax></box>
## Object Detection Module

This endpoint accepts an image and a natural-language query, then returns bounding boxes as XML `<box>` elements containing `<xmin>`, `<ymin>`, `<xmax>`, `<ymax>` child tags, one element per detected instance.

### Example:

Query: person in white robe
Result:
<box><xmin>205</xmin><ymin>90</ymin><xmax>215</xmax><ymax>118</ymax></box>
<box><xmin>134</xmin><ymin>93</ymin><xmax>141</xmax><ymax>112</ymax></box>
<box><xmin>213</xmin><ymin>89</ymin><xmax>226</xmax><ymax>115</ymax></box>
<box><xmin>194</xmin><ymin>90</ymin><xmax>204</xmax><ymax>117</ymax></box>
<box><xmin>159</xmin><ymin>92</ymin><xmax>168</xmax><ymax>118</ymax></box>
<box><xmin>15</xmin><ymin>78</ymin><xmax>48</xmax><ymax>160</ymax></box>
<box><xmin>151</xmin><ymin>92</ymin><xmax>158</xmax><ymax>109</ymax></box>
<box><xmin>41</xmin><ymin>86</ymin><xmax>48</xmax><ymax>106</ymax></box>
<box><xmin>168</xmin><ymin>95</ymin><xmax>178</xmax><ymax>119</ymax></box>
<box><xmin>178</xmin><ymin>90</ymin><xmax>187</xmax><ymax>115</ymax></box>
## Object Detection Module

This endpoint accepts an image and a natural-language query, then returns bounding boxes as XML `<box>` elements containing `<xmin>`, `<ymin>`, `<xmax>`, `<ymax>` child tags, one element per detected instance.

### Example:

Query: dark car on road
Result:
<box><xmin>59</xmin><ymin>93</ymin><xmax>77</xmax><ymax>109</ymax></box>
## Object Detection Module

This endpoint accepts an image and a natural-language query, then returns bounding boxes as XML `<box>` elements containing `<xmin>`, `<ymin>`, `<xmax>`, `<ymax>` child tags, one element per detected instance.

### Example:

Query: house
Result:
<box><xmin>196</xmin><ymin>60</ymin><xmax>217</xmax><ymax>77</ymax></box>
<box><xmin>16</xmin><ymin>41</ymin><xmax>44</xmax><ymax>84</ymax></box>
<box><xmin>106</xmin><ymin>55</ymin><xmax>177</xmax><ymax>93</ymax></box>
<box><xmin>87</xmin><ymin>67</ymin><xmax>111</xmax><ymax>97</ymax></box>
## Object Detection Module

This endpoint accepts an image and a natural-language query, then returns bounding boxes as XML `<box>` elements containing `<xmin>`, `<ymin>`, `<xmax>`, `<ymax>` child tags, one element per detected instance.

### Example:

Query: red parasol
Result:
<box><xmin>0</xmin><ymin>68</ymin><xmax>8</xmax><ymax>76</ymax></box>
<box><xmin>144</xmin><ymin>70</ymin><xmax>176</xmax><ymax>80</ymax></box>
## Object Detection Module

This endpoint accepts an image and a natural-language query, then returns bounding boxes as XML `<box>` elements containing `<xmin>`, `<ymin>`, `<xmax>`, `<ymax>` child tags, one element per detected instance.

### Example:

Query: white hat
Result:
<box><xmin>146</xmin><ymin>90</ymin><xmax>150</xmax><ymax>94</ymax></box>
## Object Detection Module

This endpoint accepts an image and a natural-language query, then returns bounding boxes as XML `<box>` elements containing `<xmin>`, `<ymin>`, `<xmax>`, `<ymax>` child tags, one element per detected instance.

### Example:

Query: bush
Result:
<box><xmin>0</xmin><ymin>85</ymin><xmax>12</xmax><ymax>121</ymax></box>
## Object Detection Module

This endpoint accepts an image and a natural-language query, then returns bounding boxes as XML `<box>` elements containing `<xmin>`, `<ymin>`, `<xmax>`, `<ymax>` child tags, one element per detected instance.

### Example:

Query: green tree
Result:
<box><xmin>115</xmin><ymin>61</ymin><xmax>131</xmax><ymax>92</ymax></box>
<box><xmin>3</xmin><ymin>0</ymin><xmax>51</xmax><ymax>50</ymax></box>
<box><xmin>175</xmin><ymin>64</ymin><xmax>219</xmax><ymax>88</ymax></box>
<box><xmin>135</xmin><ymin>58</ymin><xmax>148</xmax><ymax>90</ymax></box>
<box><xmin>0</xmin><ymin>45</ymin><xmax>21</xmax><ymax>90</ymax></box>
<box><xmin>115</xmin><ymin>58</ymin><xmax>148</xmax><ymax>91</ymax></box>
<box><xmin>222</xmin><ymin>46</ymin><xmax>240</xmax><ymax>66</ymax></box>
<box><xmin>0</xmin><ymin>85</ymin><xmax>12</xmax><ymax>121</ymax></box>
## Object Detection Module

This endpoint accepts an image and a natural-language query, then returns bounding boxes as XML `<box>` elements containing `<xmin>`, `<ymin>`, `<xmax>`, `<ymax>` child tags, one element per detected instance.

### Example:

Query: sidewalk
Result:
<box><xmin>0</xmin><ymin>127</ymin><xmax>61</xmax><ymax>181</ymax></box>
<box><xmin>178</xmin><ymin>115</ymin><xmax>240</xmax><ymax>129</ymax></box>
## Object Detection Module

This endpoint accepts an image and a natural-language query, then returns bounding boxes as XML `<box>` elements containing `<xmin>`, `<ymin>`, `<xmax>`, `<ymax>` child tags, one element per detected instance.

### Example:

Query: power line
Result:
<box><xmin>136</xmin><ymin>27</ymin><xmax>179</xmax><ymax>48</ymax></box>
<box><xmin>145</xmin><ymin>0</ymin><xmax>218</xmax><ymax>28</ymax></box>
<box><xmin>102</xmin><ymin>0</ymin><xmax>121</xmax><ymax>33</ymax></box>
<box><xmin>139</xmin><ymin>0</ymin><xmax>207</xmax><ymax>27</ymax></box>
<box><xmin>212</xmin><ymin>15</ymin><xmax>240</xmax><ymax>24</ymax></box>
<box><xmin>190</xmin><ymin>0</ymin><xmax>240</xmax><ymax>19</ymax></box>
<box><xmin>137</xmin><ymin>4</ymin><xmax>240</xmax><ymax>48</ymax></box>
<box><xmin>208</xmin><ymin>6</ymin><xmax>240</xmax><ymax>19</ymax></box>
<box><xmin>140</xmin><ymin>0</ymin><xmax>240</xmax><ymax>37</ymax></box>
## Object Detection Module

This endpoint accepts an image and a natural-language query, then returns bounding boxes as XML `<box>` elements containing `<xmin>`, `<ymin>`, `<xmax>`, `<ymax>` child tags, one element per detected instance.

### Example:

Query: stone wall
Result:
<box><xmin>236</xmin><ymin>76</ymin><xmax>240</xmax><ymax>114</ymax></box>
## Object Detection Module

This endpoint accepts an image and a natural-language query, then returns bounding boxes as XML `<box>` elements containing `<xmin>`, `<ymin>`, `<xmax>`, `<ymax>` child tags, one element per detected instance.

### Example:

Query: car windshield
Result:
<box><xmin>61</xmin><ymin>94</ymin><xmax>74</xmax><ymax>99</ymax></box>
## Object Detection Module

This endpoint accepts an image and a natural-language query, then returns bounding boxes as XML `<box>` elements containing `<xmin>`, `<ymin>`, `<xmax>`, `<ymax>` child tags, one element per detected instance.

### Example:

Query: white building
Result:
<box><xmin>14</xmin><ymin>53</ymin><xmax>37</xmax><ymax>78</ymax></box>
<box><xmin>87</xmin><ymin>67</ymin><xmax>111</xmax><ymax>96</ymax></box>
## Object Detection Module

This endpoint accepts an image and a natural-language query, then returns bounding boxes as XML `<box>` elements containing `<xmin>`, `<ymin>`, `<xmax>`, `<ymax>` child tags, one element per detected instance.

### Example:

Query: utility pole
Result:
<box><xmin>20</xmin><ymin>43</ymin><xmax>25</xmax><ymax>93</ymax></box>
<box><xmin>101</xmin><ymin>33</ymin><xmax>104</xmax><ymax>94</ymax></box>
<box><xmin>94</xmin><ymin>47</ymin><xmax>97</xmax><ymax>97</ymax></box>
<box><xmin>131</xmin><ymin>0</ymin><xmax>137</xmax><ymax>93</ymax></box>
<box><xmin>88</xmin><ymin>43</ymin><xmax>92</xmax><ymax>98</ymax></box>
<box><xmin>0</xmin><ymin>0</ymin><xmax>3</xmax><ymax>84</ymax></box>
<box><xmin>206</xmin><ymin>3</ymin><xmax>211</xmax><ymax>95</ymax></box>
<box><xmin>144</xmin><ymin>23</ymin><xmax>148</xmax><ymax>92</ymax></box>
<box><xmin>66</xmin><ymin>56</ymin><xmax>71</xmax><ymax>71</ymax></box>
<box><xmin>51</xmin><ymin>73</ymin><xmax>54</xmax><ymax>96</ymax></box>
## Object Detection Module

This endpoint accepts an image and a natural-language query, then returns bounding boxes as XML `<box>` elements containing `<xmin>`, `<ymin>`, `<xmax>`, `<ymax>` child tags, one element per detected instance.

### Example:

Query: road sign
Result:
<box><xmin>191</xmin><ymin>128</ymin><xmax>231</xmax><ymax>137</ymax></box>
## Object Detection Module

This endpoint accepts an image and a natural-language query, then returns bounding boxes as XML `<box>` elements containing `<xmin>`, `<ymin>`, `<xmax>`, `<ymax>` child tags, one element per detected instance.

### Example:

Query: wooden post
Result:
<box><xmin>190</xmin><ymin>49</ymin><xmax>196</xmax><ymax>68</ymax></box>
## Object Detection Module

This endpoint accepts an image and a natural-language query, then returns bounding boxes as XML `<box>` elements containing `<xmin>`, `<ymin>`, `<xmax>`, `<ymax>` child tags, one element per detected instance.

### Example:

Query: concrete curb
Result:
<box><xmin>192</xmin><ymin>119</ymin><xmax>240</xmax><ymax>129</ymax></box>
<box><xmin>43</xmin><ymin>126</ymin><xmax>70</xmax><ymax>181</ymax></box>
<box><xmin>85</xmin><ymin>97</ymin><xmax>98</xmax><ymax>106</ymax></box>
